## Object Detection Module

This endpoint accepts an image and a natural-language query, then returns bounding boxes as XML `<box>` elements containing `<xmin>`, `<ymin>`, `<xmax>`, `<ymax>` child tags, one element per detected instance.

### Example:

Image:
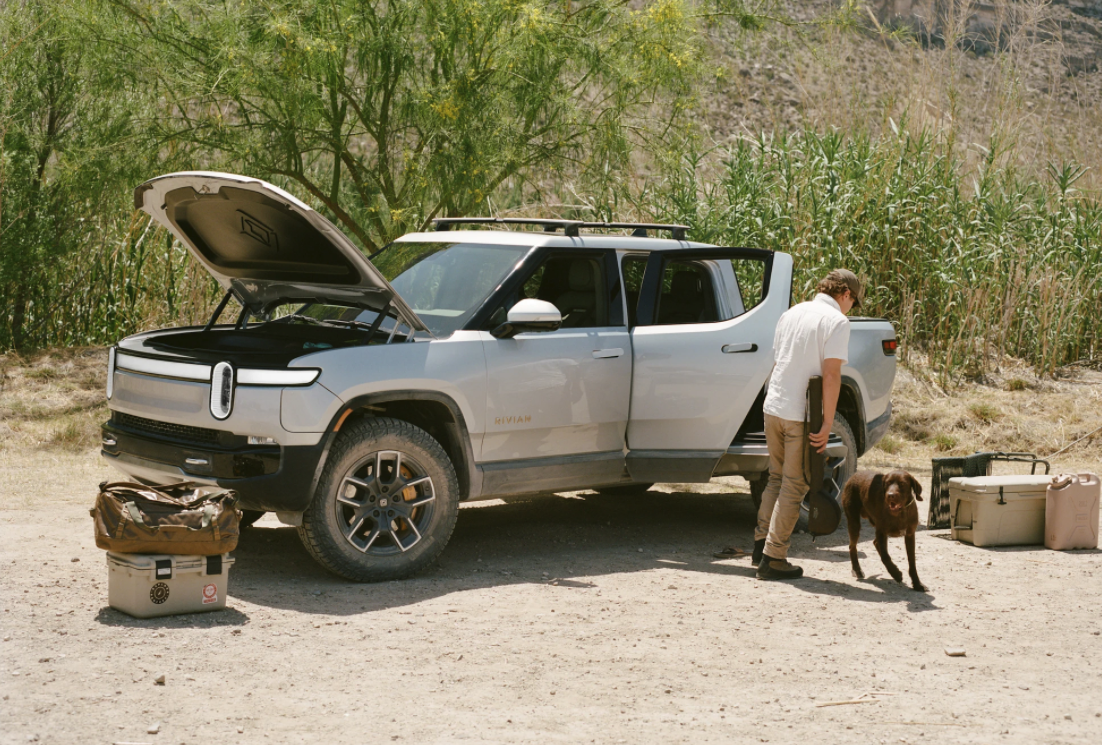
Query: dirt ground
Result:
<box><xmin>2</xmin><ymin>350</ymin><xmax>1102</xmax><ymax>744</ymax></box>
<box><xmin>2</xmin><ymin>448</ymin><xmax>1101</xmax><ymax>745</ymax></box>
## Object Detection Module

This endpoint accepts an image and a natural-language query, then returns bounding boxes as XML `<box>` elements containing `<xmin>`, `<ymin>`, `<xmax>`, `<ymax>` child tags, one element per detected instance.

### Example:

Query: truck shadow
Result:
<box><xmin>226</xmin><ymin>487</ymin><xmax>934</xmax><ymax>616</ymax></box>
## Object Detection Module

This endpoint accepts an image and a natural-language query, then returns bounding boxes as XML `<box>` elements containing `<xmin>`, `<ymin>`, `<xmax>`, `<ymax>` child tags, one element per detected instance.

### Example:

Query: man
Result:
<box><xmin>750</xmin><ymin>269</ymin><xmax>862</xmax><ymax>580</ymax></box>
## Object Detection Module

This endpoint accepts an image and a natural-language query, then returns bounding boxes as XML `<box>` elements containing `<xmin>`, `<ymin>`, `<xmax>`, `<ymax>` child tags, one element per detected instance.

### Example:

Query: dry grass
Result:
<box><xmin>0</xmin><ymin>347</ymin><xmax>109</xmax><ymax>454</ymax></box>
<box><xmin>865</xmin><ymin>356</ymin><xmax>1102</xmax><ymax>477</ymax></box>
<box><xmin>0</xmin><ymin>348</ymin><xmax>114</xmax><ymax>510</ymax></box>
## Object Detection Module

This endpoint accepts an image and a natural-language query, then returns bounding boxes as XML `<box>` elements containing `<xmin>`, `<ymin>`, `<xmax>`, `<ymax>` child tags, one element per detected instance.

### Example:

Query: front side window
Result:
<box><xmin>370</xmin><ymin>241</ymin><xmax>531</xmax><ymax>336</ymax></box>
<box><xmin>486</xmin><ymin>253</ymin><xmax>612</xmax><ymax>330</ymax></box>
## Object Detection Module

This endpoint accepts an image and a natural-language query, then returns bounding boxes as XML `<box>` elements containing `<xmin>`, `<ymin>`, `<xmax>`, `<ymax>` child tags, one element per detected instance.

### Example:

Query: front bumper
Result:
<box><xmin>101</xmin><ymin>414</ymin><xmax>325</xmax><ymax>512</ymax></box>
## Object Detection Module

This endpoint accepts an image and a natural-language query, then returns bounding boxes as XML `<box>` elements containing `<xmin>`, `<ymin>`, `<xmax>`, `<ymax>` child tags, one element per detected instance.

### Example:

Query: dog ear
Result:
<box><xmin>870</xmin><ymin>472</ymin><xmax>885</xmax><ymax>501</ymax></box>
<box><xmin>909</xmin><ymin>473</ymin><xmax>923</xmax><ymax>501</ymax></box>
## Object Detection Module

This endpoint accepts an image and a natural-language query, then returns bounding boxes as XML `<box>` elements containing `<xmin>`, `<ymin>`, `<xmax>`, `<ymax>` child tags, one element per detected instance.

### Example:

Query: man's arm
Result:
<box><xmin>808</xmin><ymin>357</ymin><xmax>843</xmax><ymax>453</ymax></box>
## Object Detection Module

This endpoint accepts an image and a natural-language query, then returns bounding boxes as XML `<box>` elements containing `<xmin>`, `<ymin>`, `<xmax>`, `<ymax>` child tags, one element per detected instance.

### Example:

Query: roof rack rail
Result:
<box><xmin>431</xmin><ymin>217</ymin><xmax>689</xmax><ymax>241</ymax></box>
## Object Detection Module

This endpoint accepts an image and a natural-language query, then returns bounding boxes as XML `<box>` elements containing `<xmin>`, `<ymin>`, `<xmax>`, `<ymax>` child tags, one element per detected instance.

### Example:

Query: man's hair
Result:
<box><xmin>816</xmin><ymin>276</ymin><xmax>850</xmax><ymax>298</ymax></box>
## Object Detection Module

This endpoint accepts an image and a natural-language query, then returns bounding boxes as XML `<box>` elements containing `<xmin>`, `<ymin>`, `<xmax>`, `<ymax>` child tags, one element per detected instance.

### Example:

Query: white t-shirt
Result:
<box><xmin>762</xmin><ymin>293</ymin><xmax>850</xmax><ymax>422</ymax></box>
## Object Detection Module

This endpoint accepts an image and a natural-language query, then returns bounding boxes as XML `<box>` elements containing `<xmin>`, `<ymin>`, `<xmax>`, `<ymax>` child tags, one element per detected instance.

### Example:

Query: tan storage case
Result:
<box><xmin>107</xmin><ymin>552</ymin><xmax>234</xmax><ymax>618</ymax></box>
<box><xmin>949</xmin><ymin>475</ymin><xmax>1050</xmax><ymax>547</ymax></box>
<box><xmin>1045</xmin><ymin>474</ymin><xmax>1100</xmax><ymax>550</ymax></box>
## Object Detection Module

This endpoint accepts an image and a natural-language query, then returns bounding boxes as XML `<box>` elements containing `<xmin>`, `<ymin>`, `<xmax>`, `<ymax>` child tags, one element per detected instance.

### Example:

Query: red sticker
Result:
<box><xmin>202</xmin><ymin>583</ymin><xmax>218</xmax><ymax>604</ymax></box>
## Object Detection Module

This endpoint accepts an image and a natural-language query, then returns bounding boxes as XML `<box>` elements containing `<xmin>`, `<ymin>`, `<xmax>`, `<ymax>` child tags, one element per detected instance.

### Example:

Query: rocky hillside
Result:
<box><xmin>873</xmin><ymin>1</ymin><xmax>1102</xmax><ymax>73</ymax></box>
<box><xmin>698</xmin><ymin>1</ymin><xmax>1102</xmax><ymax>182</ymax></box>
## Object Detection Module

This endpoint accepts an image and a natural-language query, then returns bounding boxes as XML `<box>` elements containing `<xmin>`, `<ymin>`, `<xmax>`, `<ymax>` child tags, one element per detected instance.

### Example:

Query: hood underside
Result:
<box><xmin>134</xmin><ymin>172</ymin><xmax>428</xmax><ymax>334</ymax></box>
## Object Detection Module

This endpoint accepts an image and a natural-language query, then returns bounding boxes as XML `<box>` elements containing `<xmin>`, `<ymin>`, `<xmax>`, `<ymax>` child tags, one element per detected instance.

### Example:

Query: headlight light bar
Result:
<box><xmin>114</xmin><ymin>352</ymin><xmax>319</xmax><ymax>386</ymax></box>
<box><xmin>236</xmin><ymin>368</ymin><xmax>320</xmax><ymax>386</ymax></box>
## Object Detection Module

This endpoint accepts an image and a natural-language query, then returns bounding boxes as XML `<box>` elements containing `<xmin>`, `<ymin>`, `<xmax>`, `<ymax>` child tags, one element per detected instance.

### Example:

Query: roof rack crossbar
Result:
<box><xmin>431</xmin><ymin>217</ymin><xmax>689</xmax><ymax>241</ymax></box>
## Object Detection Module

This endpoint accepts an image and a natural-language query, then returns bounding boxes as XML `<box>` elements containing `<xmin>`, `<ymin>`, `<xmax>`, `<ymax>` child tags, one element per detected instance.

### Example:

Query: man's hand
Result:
<box><xmin>809</xmin><ymin>424</ymin><xmax>832</xmax><ymax>453</ymax></box>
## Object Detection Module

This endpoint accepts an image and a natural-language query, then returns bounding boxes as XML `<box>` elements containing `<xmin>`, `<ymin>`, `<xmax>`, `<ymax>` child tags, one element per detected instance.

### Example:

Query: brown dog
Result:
<box><xmin>841</xmin><ymin>470</ymin><xmax>927</xmax><ymax>592</ymax></box>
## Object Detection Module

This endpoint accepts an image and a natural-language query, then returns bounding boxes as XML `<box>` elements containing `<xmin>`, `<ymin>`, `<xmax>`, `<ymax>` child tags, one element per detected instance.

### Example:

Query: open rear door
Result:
<box><xmin>625</xmin><ymin>248</ymin><xmax>792</xmax><ymax>482</ymax></box>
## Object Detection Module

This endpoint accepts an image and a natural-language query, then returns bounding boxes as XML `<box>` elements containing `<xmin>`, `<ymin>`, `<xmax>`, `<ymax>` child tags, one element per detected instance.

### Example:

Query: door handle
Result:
<box><xmin>592</xmin><ymin>348</ymin><xmax>624</xmax><ymax>359</ymax></box>
<box><xmin>721</xmin><ymin>343</ymin><xmax>758</xmax><ymax>354</ymax></box>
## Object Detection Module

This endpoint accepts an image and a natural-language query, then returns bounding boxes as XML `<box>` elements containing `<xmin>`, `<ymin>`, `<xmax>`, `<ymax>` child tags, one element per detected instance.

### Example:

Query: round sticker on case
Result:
<box><xmin>150</xmin><ymin>583</ymin><xmax>170</xmax><ymax>604</ymax></box>
<box><xmin>202</xmin><ymin>583</ymin><xmax>218</xmax><ymax>604</ymax></box>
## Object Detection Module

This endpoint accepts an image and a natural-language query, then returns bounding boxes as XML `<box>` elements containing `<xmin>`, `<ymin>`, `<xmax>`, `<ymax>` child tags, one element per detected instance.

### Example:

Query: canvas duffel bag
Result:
<box><xmin>91</xmin><ymin>481</ymin><xmax>240</xmax><ymax>555</ymax></box>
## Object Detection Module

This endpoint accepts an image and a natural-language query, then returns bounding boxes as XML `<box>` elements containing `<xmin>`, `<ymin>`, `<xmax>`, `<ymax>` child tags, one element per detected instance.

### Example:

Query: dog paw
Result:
<box><xmin>889</xmin><ymin>569</ymin><xmax>904</xmax><ymax>583</ymax></box>
<box><xmin>911</xmin><ymin>579</ymin><xmax>928</xmax><ymax>593</ymax></box>
<box><xmin>851</xmin><ymin>568</ymin><xmax>865</xmax><ymax>580</ymax></box>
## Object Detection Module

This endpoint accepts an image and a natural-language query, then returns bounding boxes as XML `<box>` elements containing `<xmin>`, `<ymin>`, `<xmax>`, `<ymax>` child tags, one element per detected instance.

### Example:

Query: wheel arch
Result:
<box><xmin>313</xmin><ymin>391</ymin><xmax>481</xmax><ymax>502</ymax></box>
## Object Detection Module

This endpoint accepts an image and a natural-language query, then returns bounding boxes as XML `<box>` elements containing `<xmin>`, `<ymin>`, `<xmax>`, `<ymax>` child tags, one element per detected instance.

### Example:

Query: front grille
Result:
<box><xmin>113</xmin><ymin>412</ymin><xmax>222</xmax><ymax>446</ymax></box>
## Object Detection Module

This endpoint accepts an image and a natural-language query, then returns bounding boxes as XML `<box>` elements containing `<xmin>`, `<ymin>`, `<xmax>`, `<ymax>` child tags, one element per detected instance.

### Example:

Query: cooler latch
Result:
<box><xmin>206</xmin><ymin>555</ymin><xmax>223</xmax><ymax>576</ymax></box>
<box><xmin>155</xmin><ymin>559</ymin><xmax>173</xmax><ymax>580</ymax></box>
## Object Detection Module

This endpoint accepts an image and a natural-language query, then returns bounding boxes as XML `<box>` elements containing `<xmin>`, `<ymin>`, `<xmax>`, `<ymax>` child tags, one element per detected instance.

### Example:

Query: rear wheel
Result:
<box><xmin>797</xmin><ymin>413</ymin><xmax>858</xmax><ymax>532</ymax></box>
<box><xmin>831</xmin><ymin>414</ymin><xmax>858</xmax><ymax>493</ymax></box>
<box><xmin>298</xmin><ymin>418</ymin><xmax>460</xmax><ymax>582</ymax></box>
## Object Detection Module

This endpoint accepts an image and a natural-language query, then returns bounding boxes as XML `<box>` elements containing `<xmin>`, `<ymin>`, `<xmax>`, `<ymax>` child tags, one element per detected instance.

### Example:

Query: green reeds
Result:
<box><xmin>640</xmin><ymin>127</ymin><xmax>1102</xmax><ymax>384</ymax></box>
<box><xmin>4</xmin><ymin>204</ymin><xmax>222</xmax><ymax>351</ymax></box>
<box><xmin>4</xmin><ymin>124</ymin><xmax>1100</xmax><ymax>386</ymax></box>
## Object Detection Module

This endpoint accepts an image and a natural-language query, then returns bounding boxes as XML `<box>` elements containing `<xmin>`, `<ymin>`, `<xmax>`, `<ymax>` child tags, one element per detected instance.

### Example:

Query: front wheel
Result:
<box><xmin>298</xmin><ymin>417</ymin><xmax>460</xmax><ymax>582</ymax></box>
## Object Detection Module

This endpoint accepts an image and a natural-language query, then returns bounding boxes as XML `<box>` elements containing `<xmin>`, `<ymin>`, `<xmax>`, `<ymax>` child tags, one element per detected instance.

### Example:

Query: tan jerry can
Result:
<box><xmin>107</xmin><ymin>552</ymin><xmax>234</xmax><ymax>618</ymax></box>
<box><xmin>949</xmin><ymin>475</ymin><xmax>1050</xmax><ymax>547</ymax></box>
<box><xmin>1045</xmin><ymin>473</ymin><xmax>1100</xmax><ymax>550</ymax></box>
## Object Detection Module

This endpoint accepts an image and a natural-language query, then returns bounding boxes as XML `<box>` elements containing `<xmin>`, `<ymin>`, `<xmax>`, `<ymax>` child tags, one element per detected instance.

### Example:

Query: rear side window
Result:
<box><xmin>653</xmin><ymin>256</ymin><xmax>768</xmax><ymax>325</ymax></box>
<box><xmin>656</xmin><ymin>260</ymin><xmax>719</xmax><ymax>324</ymax></box>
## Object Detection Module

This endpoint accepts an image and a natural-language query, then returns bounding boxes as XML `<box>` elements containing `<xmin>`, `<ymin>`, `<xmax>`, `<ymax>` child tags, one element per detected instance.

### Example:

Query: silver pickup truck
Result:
<box><xmin>101</xmin><ymin>172</ymin><xmax>897</xmax><ymax>581</ymax></box>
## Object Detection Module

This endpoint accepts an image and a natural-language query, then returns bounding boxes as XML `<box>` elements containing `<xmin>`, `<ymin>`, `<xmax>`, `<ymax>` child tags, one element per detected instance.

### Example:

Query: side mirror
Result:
<box><xmin>491</xmin><ymin>299</ymin><xmax>562</xmax><ymax>339</ymax></box>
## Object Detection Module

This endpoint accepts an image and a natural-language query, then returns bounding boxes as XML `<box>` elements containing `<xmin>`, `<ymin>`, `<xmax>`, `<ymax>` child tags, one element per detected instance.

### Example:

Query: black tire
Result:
<box><xmin>239</xmin><ymin>510</ymin><xmax>266</xmax><ymax>529</ymax></box>
<box><xmin>749</xmin><ymin>474</ymin><xmax>768</xmax><ymax>512</ymax></box>
<box><xmin>831</xmin><ymin>414</ymin><xmax>858</xmax><ymax>493</ymax></box>
<box><xmin>797</xmin><ymin>413</ymin><xmax>859</xmax><ymax>532</ymax></box>
<box><xmin>594</xmin><ymin>482</ymin><xmax>654</xmax><ymax>496</ymax></box>
<box><xmin>298</xmin><ymin>417</ymin><xmax>460</xmax><ymax>582</ymax></box>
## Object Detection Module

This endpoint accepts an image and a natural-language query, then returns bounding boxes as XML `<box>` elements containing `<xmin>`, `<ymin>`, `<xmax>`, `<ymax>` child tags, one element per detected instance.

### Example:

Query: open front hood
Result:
<box><xmin>134</xmin><ymin>172</ymin><xmax>429</xmax><ymax>334</ymax></box>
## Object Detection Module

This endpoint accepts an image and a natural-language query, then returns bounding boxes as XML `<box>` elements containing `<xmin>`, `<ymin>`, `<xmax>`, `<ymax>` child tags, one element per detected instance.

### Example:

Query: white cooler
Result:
<box><xmin>107</xmin><ymin>552</ymin><xmax>234</xmax><ymax>618</ymax></box>
<box><xmin>949</xmin><ymin>475</ymin><xmax>1050</xmax><ymax>547</ymax></box>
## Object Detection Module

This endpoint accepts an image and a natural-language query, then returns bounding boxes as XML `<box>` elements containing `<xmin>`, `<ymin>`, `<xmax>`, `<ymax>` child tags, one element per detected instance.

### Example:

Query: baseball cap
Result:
<box><xmin>827</xmin><ymin>269</ymin><xmax>863</xmax><ymax>308</ymax></box>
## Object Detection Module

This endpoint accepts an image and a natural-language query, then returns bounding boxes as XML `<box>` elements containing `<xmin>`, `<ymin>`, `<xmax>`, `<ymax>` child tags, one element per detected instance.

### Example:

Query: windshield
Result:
<box><xmin>369</xmin><ymin>241</ymin><xmax>531</xmax><ymax>336</ymax></box>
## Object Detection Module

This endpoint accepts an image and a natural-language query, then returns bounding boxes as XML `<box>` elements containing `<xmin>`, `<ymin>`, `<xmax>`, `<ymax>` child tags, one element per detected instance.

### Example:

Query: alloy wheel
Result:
<box><xmin>334</xmin><ymin>450</ymin><xmax>436</xmax><ymax>554</ymax></box>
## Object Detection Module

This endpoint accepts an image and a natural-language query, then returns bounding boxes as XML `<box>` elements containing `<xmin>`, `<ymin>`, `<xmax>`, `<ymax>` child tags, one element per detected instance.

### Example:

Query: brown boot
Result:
<box><xmin>756</xmin><ymin>557</ymin><xmax>804</xmax><ymax>580</ymax></box>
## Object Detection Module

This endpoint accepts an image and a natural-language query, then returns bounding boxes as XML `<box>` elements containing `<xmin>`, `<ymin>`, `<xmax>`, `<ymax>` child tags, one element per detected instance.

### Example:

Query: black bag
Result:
<box><xmin>806</xmin><ymin>376</ymin><xmax>842</xmax><ymax>537</ymax></box>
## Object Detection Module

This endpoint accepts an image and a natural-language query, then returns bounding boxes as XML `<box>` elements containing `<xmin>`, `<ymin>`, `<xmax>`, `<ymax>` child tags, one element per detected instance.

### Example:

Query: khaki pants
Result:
<box><xmin>754</xmin><ymin>414</ymin><xmax>809</xmax><ymax>561</ymax></box>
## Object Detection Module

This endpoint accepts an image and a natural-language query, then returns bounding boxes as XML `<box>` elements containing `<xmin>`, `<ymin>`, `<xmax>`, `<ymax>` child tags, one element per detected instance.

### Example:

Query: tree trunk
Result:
<box><xmin>11</xmin><ymin>286</ymin><xmax>27</xmax><ymax>351</ymax></box>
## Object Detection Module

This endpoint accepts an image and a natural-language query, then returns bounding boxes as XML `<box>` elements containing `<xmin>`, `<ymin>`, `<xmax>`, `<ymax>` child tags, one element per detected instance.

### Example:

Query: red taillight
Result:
<box><xmin>882</xmin><ymin>339</ymin><xmax>898</xmax><ymax>355</ymax></box>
